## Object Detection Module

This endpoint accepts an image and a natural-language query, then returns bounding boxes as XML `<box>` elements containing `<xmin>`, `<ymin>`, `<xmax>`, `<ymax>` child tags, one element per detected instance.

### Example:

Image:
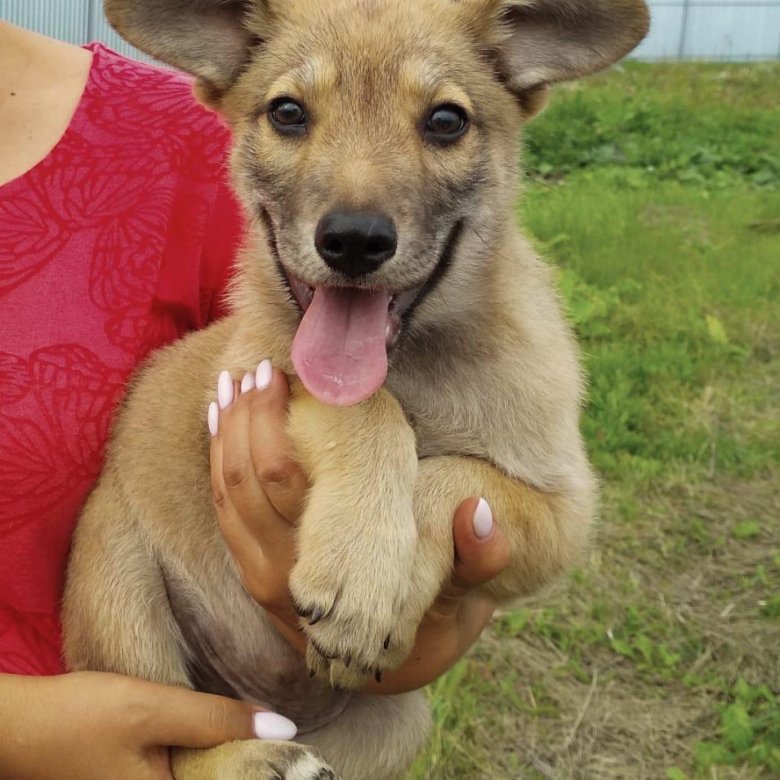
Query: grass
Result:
<box><xmin>408</xmin><ymin>62</ymin><xmax>779</xmax><ymax>779</ymax></box>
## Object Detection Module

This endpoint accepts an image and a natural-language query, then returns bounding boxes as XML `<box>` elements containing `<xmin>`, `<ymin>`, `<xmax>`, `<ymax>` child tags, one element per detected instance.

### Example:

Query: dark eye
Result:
<box><xmin>269</xmin><ymin>98</ymin><xmax>307</xmax><ymax>135</ymax></box>
<box><xmin>425</xmin><ymin>104</ymin><xmax>469</xmax><ymax>144</ymax></box>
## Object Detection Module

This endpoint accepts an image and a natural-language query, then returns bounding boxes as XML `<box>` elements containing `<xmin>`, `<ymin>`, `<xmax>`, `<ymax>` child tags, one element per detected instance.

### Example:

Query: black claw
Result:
<box><xmin>344</xmin><ymin>655</ymin><xmax>352</xmax><ymax>668</ymax></box>
<box><xmin>294</xmin><ymin>600</ymin><xmax>312</xmax><ymax>619</ymax></box>
<box><xmin>375</xmin><ymin>670</ymin><xmax>383</xmax><ymax>684</ymax></box>
<box><xmin>309</xmin><ymin>668</ymin><xmax>316</xmax><ymax>678</ymax></box>
<box><xmin>310</xmin><ymin>637</ymin><xmax>338</xmax><ymax>661</ymax></box>
<box><xmin>383</xmin><ymin>634</ymin><xmax>390</xmax><ymax>650</ymax></box>
<box><xmin>308</xmin><ymin>606</ymin><xmax>324</xmax><ymax>625</ymax></box>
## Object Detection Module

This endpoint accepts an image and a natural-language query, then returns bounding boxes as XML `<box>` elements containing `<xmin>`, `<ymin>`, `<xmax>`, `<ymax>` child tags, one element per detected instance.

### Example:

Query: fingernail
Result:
<box><xmin>253</xmin><ymin>711</ymin><xmax>297</xmax><ymax>741</ymax></box>
<box><xmin>241</xmin><ymin>372</ymin><xmax>255</xmax><ymax>394</ymax></box>
<box><xmin>207</xmin><ymin>402</ymin><xmax>219</xmax><ymax>437</ymax></box>
<box><xmin>217</xmin><ymin>370</ymin><xmax>233</xmax><ymax>410</ymax></box>
<box><xmin>473</xmin><ymin>498</ymin><xmax>493</xmax><ymax>539</ymax></box>
<box><xmin>256</xmin><ymin>359</ymin><xmax>272</xmax><ymax>391</ymax></box>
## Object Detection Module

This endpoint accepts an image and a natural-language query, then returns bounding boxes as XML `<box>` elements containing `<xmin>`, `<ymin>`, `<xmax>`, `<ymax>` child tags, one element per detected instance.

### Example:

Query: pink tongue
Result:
<box><xmin>291</xmin><ymin>287</ymin><xmax>391</xmax><ymax>406</ymax></box>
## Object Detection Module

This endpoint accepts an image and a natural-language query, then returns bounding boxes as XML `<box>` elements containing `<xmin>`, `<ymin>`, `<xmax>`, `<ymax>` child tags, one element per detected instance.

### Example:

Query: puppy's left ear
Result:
<box><xmin>464</xmin><ymin>0</ymin><xmax>650</xmax><ymax>117</ymax></box>
<box><xmin>497</xmin><ymin>0</ymin><xmax>650</xmax><ymax>88</ymax></box>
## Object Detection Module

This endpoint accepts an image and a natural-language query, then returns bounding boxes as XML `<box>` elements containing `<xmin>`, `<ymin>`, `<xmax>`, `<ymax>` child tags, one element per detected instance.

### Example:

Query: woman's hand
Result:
<box><xmin>208</xmin><ymin>362</ymin><xmax>306</xmax><ymax>623</ymax></box>
<box><xmin>384</xmin><ymin>495</ymin><xmax>509</xmax><ymax>694</ymax></box>
<box><xmin>0</xmin><ymin>672</ymin><xmax>296</xmax><ymax>780</ymax></box>
<box><xmin>209</xmin><ymin>362</ymin><xmax>510</xmax><ymax>694</ymax></box>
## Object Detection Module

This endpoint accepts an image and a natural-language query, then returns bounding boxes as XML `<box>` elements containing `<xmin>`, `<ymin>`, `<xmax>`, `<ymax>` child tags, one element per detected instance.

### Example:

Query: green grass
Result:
<box><xmin>409</xmin><ymin>62</ymin><xmax>779</xmax><ymax>779</ymax></box>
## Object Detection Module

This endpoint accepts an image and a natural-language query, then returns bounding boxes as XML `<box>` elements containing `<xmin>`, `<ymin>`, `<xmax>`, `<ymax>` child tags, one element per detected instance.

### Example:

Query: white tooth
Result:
<box><xmin>385</xmin><ymin>323</ymin><xmax>392</xmax><ymax>339</ymax></box>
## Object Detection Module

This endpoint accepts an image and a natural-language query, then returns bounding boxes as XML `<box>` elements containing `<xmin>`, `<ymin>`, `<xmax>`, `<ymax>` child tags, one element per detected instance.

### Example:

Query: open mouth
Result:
<box><xmin>262</xmin><ymin>208</ymin><xmax>463</xmax><ymax>407</ymax></box>
<box><xmin>287</xmin><ymin>276</ymin><xmax>421</xmax><ymax>349</ymax></box>
<box><xmin>284</xmin><ymin>274</ymin><xmax>422</xmax><ymax>407</ymax></box>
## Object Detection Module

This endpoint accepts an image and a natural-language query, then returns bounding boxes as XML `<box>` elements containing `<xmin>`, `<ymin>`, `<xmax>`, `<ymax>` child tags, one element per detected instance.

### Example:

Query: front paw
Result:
<box><xmin>173</xmin><ymin>741</ymin><xmax>338</xmax><ymax>780</ymax></box>
<box><xmin>290</xmin><ymin>516</ymin><xmax>419</xmax><ymax>688</ymax></box>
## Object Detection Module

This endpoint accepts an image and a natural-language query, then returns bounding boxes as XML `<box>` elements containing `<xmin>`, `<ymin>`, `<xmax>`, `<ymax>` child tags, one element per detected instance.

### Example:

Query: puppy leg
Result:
<box><xmin>63</xmin><ymin>473</ymin><xmax>332</xmax><ymax>779</ymax></box>
<box><xmin>298</xmin><ymin>692</ymin><xmax>431</xmax><ymax>780</ymax></box>
<box><xmin>63</xmin><ymin>469</ymin><xmax>191</xmax><ymax>683</ymax></box>
<box><xmin>286</xmin><ymin>387</ymin><xmax>419</xmax><ymax>688</ymax></box>
<box><xmin>396</xmin><ymin>455</ymin><xmax>596</xmax><ymax>646</ymax></box>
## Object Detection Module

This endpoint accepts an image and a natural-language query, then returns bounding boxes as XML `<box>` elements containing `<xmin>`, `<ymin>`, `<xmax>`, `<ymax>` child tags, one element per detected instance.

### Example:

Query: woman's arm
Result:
<box><xmin>0</xmin><ymin>672</ymin><xmax>295</xmax><ymax>780</ymax></box>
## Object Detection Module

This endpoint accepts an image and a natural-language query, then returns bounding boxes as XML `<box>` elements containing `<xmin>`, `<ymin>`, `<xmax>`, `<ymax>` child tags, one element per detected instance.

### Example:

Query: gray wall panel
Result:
<box><xmin>634</xmin><ymin>5</ymin><xmax>688</xmax><ymax>59</ymax></box>
<box><xmin>1</xmin><ymin>0</ymin><xmax>159</xmax><ymax>64</ymax></box>
<box><xmin>2</xmin><ymin>0</ymin><xmax>779</xmax><ymax>62</ymax></box>
<box><xmin>684</xmin><ymin>7</ymin><xmax>780</xmax><ymax>59</ymax></box>
<box><xmin>1</xmin><ymin>0</ymin><xmax>89</xmax><ymax>45</ymax></box>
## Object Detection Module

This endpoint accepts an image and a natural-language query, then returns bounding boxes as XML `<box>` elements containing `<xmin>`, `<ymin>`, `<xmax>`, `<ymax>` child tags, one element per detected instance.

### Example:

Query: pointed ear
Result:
<box><xmin>104</xmin><ymin>0</ymin><xmax>274</xmax><ymax>95</ymax></box>
<box><xmin>493</xmin><ymin>0</ymin><xmax>650</xmax><ymax>92</ymax></box>
<box><xmin>462</xmin><ymin>0</ymin><xmax>649</xmax><ymax>103</ymax></box>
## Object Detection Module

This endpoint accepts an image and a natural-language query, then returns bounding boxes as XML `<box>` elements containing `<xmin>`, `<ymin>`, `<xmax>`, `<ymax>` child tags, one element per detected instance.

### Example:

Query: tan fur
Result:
<box><xmin>64</xmin><ymin>1</ymin><xmax>649</xmax><ymax>778</ymax></box>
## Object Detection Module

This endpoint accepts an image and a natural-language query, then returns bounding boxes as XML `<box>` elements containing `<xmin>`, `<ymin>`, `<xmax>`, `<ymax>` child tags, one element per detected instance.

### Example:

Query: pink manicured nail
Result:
<box><xmin>473</xmin><ymin>498</ymin><xmax>493</xmax><ymax>539</ymax></box>
<box><xmin>256</xmin><ymin>360</ymin><xmax>272</xmax><ymax>391</ymax></box>
<box><xmin>253</xmin><ymin>711</ymin><xmax>297</xmax><ymax>741</ymax></box>
<box><xmin>241</xmin><ymin>372</ymin><xmax>255</xmax><ymax>394</ymax></box>
<box><xmin>217</xmin><ymin>370</ymin><xmax>233</xmax><ymax>410</ymax></box>
<box><xmin>207</xmin><ymin>402</ymin><xmax>219</xmax><ymax>437</ymax></box>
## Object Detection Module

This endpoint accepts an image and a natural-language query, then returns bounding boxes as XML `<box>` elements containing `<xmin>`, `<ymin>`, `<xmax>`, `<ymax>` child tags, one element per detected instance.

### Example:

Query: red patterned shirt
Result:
<box><xmin>0</xmin><ymin>44</ymin><xmax>243</xmax><ymax>675</ymax></box>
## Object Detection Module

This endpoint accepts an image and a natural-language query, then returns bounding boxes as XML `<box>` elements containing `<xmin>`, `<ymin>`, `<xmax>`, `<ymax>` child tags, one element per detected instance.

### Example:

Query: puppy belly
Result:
<box><xmin>164</xmin><ymin>566</ymin><xmax>352</xmax><ymax>734</ymax></box>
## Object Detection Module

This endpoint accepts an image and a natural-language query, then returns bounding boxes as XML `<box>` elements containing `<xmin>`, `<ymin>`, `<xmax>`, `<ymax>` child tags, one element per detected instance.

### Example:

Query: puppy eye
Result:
<box><xmin>425</xmin><ymin>104</ymin><xmax>469</xmax><ymax>144</ymax></box>
<box><xmin>269</xmin><ymin>98</ymin><xmax>307</xmax><ymax>135</ymax></box>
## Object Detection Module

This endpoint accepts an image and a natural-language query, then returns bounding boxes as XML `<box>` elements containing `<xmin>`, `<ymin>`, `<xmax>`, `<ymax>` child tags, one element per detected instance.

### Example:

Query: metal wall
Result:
<box><xmin>636</xmin><ymin>1</ymin><xmax>780</xmax><ymax>59</ymax></box>
<box><xmin>2</xmin><ymin>0</ymin><xmax>779</xmax><ymax>62</ymax></box>
<box><xmin>0</xmin><ymin>0</ymin><xmax>158</xmax><ymax>64</ymax></box>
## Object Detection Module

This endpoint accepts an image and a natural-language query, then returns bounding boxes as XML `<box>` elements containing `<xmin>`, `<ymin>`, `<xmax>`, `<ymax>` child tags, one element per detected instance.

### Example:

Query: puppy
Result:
<box><xmin>63</xmin><ymin>1</ymin><xmax>649</xmax><ymax>778</ymax></box>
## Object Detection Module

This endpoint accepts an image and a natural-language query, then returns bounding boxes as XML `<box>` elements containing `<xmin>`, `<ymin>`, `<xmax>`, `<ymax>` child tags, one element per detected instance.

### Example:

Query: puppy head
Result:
<box><xmin>107</xmin><ymin>0</ymin><xmax>649</xmax><ymax>405</ymax></box>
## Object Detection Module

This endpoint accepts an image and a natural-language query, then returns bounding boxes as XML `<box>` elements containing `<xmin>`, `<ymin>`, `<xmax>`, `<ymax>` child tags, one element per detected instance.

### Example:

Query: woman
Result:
<box><xmin>0</xmin><ymin>20</ymin><xmax>508</xmax><ymax>779</ymax></box>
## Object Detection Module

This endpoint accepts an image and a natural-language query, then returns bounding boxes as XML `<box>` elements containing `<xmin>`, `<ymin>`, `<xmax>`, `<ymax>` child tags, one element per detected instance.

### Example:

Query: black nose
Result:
<box><xmin>315</xmin><ymin>211</ymin><xmax>397</xmax><ymax>278</ymax></box>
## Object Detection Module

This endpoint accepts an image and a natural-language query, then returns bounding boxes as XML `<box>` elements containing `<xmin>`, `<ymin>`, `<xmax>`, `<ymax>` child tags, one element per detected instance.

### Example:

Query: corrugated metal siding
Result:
<box><xmin>636</xmin><ymin>2</ymin><xmax>780</xmax><ymax>59</ymax></box>
<box><xmin>1</xmin><ymin>0</ymin><xmax>90</xmax><ymax>48</ymax></box>
<box><xmin>2</xmin><ymin>1</ymin><xmax>779</xmax><ymax>62</ymax></box>
<box><xmin>684</xmin><ymin>6</ymin><xmax>780</xmax><ymax>59</ymax></box>
<box><xmin>0</xmin><ymin>0</ymin><xmax>159</xmax><ymax>64</ymax></box>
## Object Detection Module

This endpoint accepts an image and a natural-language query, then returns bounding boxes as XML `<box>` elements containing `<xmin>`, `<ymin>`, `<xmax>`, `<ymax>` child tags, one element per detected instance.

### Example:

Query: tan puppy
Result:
<box><xmin>63</xmin><ymin>1</ymin><xmax>649</xmax><ymax>778</ymax></box>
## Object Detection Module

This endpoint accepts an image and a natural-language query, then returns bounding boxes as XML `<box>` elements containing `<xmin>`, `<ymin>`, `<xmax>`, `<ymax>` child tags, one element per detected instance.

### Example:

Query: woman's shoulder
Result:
<box><xmin>79</xmin><ymin>43</ymin><xmax>232</xmax><ymax>170</ymax></box>
<box><xmin>85</xmin><ymin>42</ymin><xmax>214</xmax><ymax>113</ymax></box>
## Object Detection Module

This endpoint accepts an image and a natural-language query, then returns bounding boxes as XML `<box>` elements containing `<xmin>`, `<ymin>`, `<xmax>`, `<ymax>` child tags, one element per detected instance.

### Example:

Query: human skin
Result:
<box><xmin>0</xmin><ymin>672</ymin><xmax>297</xmax><ymax>780</ymax></box>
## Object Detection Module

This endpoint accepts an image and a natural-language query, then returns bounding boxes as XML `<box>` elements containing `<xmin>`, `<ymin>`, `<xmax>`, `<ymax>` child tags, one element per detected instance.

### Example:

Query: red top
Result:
<box><xmin>0</xmin><ymin>44</ymin><xmax>243</xmax><ymax>675</ymax></box>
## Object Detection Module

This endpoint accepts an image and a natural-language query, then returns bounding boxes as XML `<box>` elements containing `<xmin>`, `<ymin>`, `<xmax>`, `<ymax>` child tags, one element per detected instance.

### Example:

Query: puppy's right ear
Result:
<box><xmin>105</xmin><ymin>0</ymin><xmax>271</xmax><ymax>96</ymax></box>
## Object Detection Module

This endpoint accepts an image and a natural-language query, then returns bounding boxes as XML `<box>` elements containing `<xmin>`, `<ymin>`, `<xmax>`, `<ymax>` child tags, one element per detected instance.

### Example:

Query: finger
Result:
<box><xmin>210</xmin><ymin>416</ymin><xmax>255</xmax><ymax>579</ymax></box>
<box><xmin>452</xmin><ymin>497</ymin><xmax>511</xmax><ymax>589</ymax></box>
<box><xmin>209</xmin><ymin>399</ymin><xmax>293</xmax><ymax>602</ymax></box>
<box><xmin>248</xmin><ymin>361</ymin><xmax>308</xmax><ymax>524</ymax></box>
<box><xmin>137</xmin><ymin>681</ymin><xmax>297</xmax><ymax>748</ymax></box>
<box><xmin>217</xmin><ymin>377</ymin><xmax>289</xmax><ymax>548</ymax></box>
<box><xmin>210</xmin><ymin>421</ymin><xmax>262</xmax><ymax>580</ymax></box>
<box><xmin>209</xmin><ymin>378</ymin><xmax>300</xmax><ymax>615</ymax></box>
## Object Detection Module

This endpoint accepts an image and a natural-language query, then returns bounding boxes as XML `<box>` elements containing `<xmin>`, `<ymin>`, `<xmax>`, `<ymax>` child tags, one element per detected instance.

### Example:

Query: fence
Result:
<box><xmin>1</xmin><ymin>0</ymin><xmax>779</xmax><ymax>62</ymax></box>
